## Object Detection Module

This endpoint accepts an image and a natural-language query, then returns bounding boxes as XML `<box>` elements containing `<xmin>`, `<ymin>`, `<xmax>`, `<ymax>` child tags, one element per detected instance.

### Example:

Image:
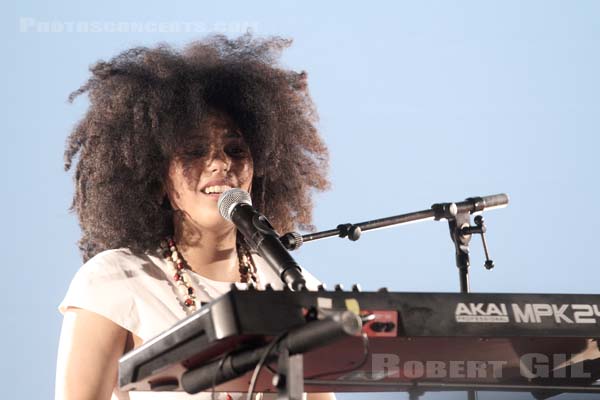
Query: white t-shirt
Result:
<box><xmin>59</xmin><ymin>248</ymin><xmax>321</xmax><ymax>400</ymax></box>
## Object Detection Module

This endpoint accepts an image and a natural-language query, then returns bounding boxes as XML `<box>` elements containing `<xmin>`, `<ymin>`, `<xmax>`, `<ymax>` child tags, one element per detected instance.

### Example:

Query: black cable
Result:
<box><xmin>212</xmin><ymin>349</ymin><xmax>235</xmax><ymax>400</ymax></box>
<box><xmin>246</xmin><ymin>332</ymin><xmax>288</xmax><ymax>400</ymax></box>
<box><xmin>304</xmin><ymin>332</ymin><xmax>370</xmax><ymax>380</ymax></box>
<box><xmin>265</xmin><ymin>364</ymin><xmax>277</xmax><ymax>375</ymax></box>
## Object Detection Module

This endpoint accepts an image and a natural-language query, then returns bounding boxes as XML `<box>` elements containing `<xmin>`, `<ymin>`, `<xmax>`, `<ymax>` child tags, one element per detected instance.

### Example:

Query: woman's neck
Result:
<box><xmin>173</xmin><ymin>215</ymin><xmax>240</xmax><ymax>282</ymax></box>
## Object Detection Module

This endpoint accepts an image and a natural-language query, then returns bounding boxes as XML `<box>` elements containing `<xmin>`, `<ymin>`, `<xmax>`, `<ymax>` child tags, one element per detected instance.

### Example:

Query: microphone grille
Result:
<box><xmin>218</xmin><ymin>188</ymin><xmax>252</xmax><ymax>221</ymax></box>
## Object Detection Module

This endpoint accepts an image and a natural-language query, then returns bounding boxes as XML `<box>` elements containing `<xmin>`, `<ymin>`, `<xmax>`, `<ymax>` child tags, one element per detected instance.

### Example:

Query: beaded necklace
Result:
<box><xmin>160</xmin><ymin>237</ymin><xmax>258</xmax><ymax>314</ymax></box>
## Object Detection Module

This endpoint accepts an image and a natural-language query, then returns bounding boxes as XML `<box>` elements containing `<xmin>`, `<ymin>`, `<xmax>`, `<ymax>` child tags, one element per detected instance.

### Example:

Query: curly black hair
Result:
<box><xmin>64</xmin><ymin>34</ymin><xmax>329</xmax><ymax>261</ymax></box>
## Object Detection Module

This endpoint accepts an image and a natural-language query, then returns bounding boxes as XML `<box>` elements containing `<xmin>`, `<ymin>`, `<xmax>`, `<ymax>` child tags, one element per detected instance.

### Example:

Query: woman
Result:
<box><xmin>55</xmin><ymin>34</ymin><xmax>332</xmax><ymax>400</ymax></box>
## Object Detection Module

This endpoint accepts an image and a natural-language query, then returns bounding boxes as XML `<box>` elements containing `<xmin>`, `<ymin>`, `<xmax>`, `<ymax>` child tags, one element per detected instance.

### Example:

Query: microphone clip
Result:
<box><xmin>448</xmin><ymin>209</ymin><xmax>497</xmax><ymax>293</ymax></box>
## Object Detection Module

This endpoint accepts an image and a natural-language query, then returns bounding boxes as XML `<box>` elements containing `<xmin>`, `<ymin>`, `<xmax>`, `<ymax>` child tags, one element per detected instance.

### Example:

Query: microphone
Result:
<box><xmin>218</xmin><ymin>188</ymin><xmax>307</xmax><ymax>291</ymax></box>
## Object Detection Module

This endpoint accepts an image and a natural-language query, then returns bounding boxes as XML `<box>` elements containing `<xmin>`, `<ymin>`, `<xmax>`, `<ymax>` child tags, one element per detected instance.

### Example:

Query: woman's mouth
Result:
<box><xmin>200</xmin><ymin>184</ymin><xmax>233</xmax><ymax>199</ymax></box>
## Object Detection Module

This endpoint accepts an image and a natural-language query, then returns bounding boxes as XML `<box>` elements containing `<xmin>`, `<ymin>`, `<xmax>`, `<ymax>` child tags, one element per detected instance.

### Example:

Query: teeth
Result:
<box><xmin>203</xmin><ymin>185</ymin><xmax>232</xmax><ymax>194</ymax></box>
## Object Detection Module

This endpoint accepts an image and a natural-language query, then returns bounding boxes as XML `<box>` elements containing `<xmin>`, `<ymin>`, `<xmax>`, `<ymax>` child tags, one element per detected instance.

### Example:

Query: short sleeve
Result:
<box><xmin>59</xmin><ymin>249</ymin><xmax>140</xmax><ymax>334</ymax></box>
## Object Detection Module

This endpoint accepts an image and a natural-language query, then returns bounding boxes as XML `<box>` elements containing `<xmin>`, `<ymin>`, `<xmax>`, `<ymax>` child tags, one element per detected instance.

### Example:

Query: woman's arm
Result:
<box><xmin>55</xmin><ymin>307</ymin><xmax>129</xmax><ymax>400</ymax></box>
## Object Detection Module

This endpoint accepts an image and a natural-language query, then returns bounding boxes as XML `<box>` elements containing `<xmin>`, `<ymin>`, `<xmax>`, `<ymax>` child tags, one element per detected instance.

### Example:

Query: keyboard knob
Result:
<box><xmin>352</xmin><ymin>284</ymin><xmax>362</xmax><ymax>292</ymax></box>
<box><xmin>335</xmin><ymin>284</ymin><xmax>344</xmax><ymax>292</ymax></box>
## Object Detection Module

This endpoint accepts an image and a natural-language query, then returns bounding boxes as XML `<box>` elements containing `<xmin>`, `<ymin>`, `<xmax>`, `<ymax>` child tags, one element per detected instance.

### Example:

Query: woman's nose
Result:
<box><xmin>206</xmin><ymin>148</ymin><xmax>230</xmax><ymax>172</ymax></box>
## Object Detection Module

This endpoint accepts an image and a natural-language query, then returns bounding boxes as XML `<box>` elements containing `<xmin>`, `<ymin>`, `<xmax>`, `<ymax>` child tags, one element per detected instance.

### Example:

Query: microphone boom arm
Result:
<box><xmin>279</xmin><ymin>193</ymin><xmax>509</xmax><ymax>293</ymax></box>
<box><xmin>281</xmin><ymin>193</ymin><xmax>509</xmax><ymax>247</ymax></box>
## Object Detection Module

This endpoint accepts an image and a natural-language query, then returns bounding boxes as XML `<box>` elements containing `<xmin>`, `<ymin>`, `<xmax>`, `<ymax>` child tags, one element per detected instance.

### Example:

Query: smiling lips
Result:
<box><xmin>202</xmin><ymin>184</ymin><xmax>232</xmax><ymax>194</ymax></box>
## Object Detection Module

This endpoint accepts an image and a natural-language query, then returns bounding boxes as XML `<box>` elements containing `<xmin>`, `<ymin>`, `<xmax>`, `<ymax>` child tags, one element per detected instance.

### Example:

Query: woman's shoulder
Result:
<box><xmin>60</xmin><ymin>248</ymin><xmax>164</xmax><ymax>311</ymax></box>
<box><xmin>79</xmin><ymin>248</ymin><xmax>161</xmax><ymax>276</ymax></box>
<box><xmin>59</xmin><ymin>248</ymin><xmax>154</xmax><ymax>331</ymax></box>
<box><xmin>61</xmin><ymin>247</ymin><xmax>186</xmax><ymax>340</ymax></box>
<box><xmin>85</xmin><ymin>247</ymin><xmax>151</xmax><ymax>264</ymax></box>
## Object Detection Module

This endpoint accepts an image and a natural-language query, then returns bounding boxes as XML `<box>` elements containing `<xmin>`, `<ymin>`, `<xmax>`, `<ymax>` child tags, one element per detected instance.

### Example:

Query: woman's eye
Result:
<box><xmin>183</xmin><ymin>147</ymin><xmax>208</xmax><ymax>158</ymax></box>
<box><xmin>226</xmin><ymin>145</ymin><xmax>248</xmax><ymax>158</ymax></box>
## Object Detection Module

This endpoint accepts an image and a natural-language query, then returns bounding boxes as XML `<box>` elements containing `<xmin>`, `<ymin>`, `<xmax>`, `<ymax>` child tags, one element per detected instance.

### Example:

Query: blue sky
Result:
<box><xmin>3</xmin><ymin>1</ymin><xmax>599</xmax><ymax>399</ymax></box>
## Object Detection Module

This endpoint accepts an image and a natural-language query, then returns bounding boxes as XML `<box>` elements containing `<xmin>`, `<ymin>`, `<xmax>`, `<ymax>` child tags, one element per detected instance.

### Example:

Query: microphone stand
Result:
<box><xmin>280</xmin><ymin>193</ymin><xmax>509</xmax><ymax>294</ymax></box>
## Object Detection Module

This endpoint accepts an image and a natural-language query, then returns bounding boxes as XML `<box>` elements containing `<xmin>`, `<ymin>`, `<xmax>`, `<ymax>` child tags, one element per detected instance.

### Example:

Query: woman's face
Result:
<box><xmin>166</xmin><ymin>111</ymin><xmax>253</xmax><ymax>232</ymax></box>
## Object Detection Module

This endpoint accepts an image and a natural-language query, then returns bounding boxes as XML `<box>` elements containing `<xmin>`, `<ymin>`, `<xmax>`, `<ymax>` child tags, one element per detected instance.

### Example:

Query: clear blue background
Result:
<box><xmin>2</xmin><ymin>1</ymin><xmax>599</xmax><ymax>399</ymax></box>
